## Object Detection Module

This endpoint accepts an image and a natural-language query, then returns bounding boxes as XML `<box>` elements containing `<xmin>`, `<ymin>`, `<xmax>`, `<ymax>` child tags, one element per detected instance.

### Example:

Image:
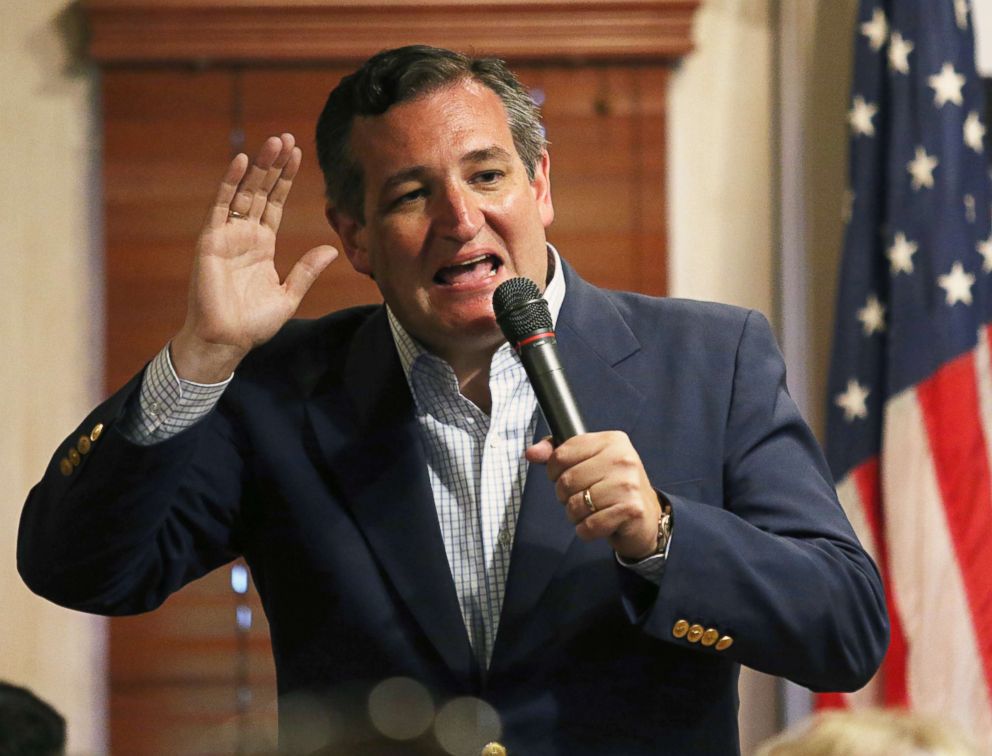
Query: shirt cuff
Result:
<box><xmin>615</xmin><ymin>548</ymin><xmax>668</xmax><ymax>585</ymax></box>
<box><xmin>119</xmin><ymin>344</ymin><xmax>233</xmax><ymax>445</ymax></box>
<box><xmin>615</xmin><ymin>514</ymin><xmax>672</xmax><ymax>586</ymax></box>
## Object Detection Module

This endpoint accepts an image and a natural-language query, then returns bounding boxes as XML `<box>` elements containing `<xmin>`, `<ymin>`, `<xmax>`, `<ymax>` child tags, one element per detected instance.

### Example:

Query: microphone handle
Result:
<box><xmin>518</xmin><ymin>335</ymin><xmax>587</xmax><ymax>444</ymax></box>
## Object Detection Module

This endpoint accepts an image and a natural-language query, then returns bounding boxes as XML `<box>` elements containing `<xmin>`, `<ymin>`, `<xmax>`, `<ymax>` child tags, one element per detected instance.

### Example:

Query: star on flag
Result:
<box><xmin>835</xmin><ymin>379</ymin><xmax>870</xmax><ymax>422</ymax></box>
<box><xmin>888</xmin><ymin>32</ymin><xmax>914</xmax><ymax>75</ymax></box>
<box><xmin>955</xmin><ymin>0</ymin><xmax>970</xmax><ymax>31</ymax></box>
<box><xmin>857</xmin><ymin>294</ymin><xmax>886</xmax><ymax>336</ymax></box>
<box><xmin>929</xmin><ymin>62</ymin><xmax>966</xmax><ymax>108</ymax></box>
<box><xmin>888</xmin><ymin>232</ymin><xmax>919</xmax><ymax>274</ymax></box>
<box><xmin>849</xmin><ymin>96</ymin><xmax>878</xmax><ymax>137</ymax></box>
<box><xmin>861</xmin><ymin>8</ymin><xmax>888</xmax><ymax>51</ymax></box>
<box><xmin>937</xmin><ymin>262</ymin><xmax>975</xmax><ymax>306</ymax></box>
<box><xmin>964</xmin><ymin>111</ymin><xmax>986</xmax><ymax>153</ymax></box>
<box><xmin>907</xmin><ymin>146</ymin><xmax>939</xmax><ymax>190</ymax></box>
<box><xmin>977</xmin><ymin>235</ymin><xmax>992</xmax><ymax>272</ymax></box>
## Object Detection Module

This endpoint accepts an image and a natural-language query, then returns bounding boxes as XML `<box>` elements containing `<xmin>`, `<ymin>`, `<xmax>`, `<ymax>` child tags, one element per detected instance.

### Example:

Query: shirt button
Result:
<box><xmin>498</xmin><ymin>531</ymin><xmax>512</xmax><ymax>548</ymax></box>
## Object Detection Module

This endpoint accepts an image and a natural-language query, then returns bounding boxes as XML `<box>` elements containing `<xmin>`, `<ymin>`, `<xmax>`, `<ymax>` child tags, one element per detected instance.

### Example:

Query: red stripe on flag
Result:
<box><xmin>817</xmin><ymin>692</ymin><xmax>848</xmax><ymax>709</ymax></box>
<box><xmin>916</xmin><ymin>351</ymin><xmax>992</xmax><ymax>702</ymax></box>
<box><xmin>853</xmin><ymin>458</ymin><xmax>908</xmax><ymax>707</ymax></box>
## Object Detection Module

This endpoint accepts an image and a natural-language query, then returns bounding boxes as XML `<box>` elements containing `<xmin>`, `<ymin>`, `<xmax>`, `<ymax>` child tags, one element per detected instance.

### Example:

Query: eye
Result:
<box><xmin>390</xmin><ymin>187</ymin><xmax>427</xmax><ymax>208</ymax></box>
<box><xmin>472</xmin><ymin>170</ymin><xmax>503</xmax><ymax>185</ymax></box>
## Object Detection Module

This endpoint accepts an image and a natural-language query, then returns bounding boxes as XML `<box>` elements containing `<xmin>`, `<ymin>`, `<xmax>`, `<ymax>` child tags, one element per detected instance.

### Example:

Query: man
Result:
<box><xmin>19</xmin><ymin>46</ymin><xmax>887</xmax><ymax>754</ymax></box>
<box><xmin>0</xmin><ymin>682</ymin><xmax>66</xmax><ymax>756</ymax></box>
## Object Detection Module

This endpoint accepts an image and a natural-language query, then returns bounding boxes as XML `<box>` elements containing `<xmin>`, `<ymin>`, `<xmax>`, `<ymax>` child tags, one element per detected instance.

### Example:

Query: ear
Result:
<box><xmin>326</xmin><ymin>204</ymin><xmax>371</xmax><ymax>276</ymax></box>
<box><xmin>531</xmin><ymin>151</ymin><xmax>554</xmax><ymax>228</ymax></box>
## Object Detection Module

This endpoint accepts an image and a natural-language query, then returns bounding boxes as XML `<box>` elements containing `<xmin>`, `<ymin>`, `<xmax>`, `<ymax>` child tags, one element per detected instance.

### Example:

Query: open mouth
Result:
<box><xmin>433</xmin><ymin>254</ymin><xmax>502</xmax><ymax>286</ymax></box>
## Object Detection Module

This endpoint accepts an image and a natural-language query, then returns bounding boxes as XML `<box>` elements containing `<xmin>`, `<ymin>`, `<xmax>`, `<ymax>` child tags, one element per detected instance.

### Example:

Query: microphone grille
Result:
<box><xmin>493</xmin><ymin>277</ymin><xmax>552</xmax><ymax>342</ymax></box>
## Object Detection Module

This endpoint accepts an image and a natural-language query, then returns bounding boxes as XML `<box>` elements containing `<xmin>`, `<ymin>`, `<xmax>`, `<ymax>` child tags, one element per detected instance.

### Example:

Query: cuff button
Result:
<box><xmin>672</xmin><ymin>619</ymin><xmax>690</xmax><ymax>639</ymax></box>
<box><xmin>687</xmin><ymin>624</ymin><xmax>704</xmax><ymax>643</ymax></box>
<box><xmin>716</xmin><ymin>635</ymin><xmax>734</xmax><ymax>651</ymax></box>
<box><xmin>59</xmin><ymin>458</ymin><xmax>73</xmax><ymax>476</ymax></box>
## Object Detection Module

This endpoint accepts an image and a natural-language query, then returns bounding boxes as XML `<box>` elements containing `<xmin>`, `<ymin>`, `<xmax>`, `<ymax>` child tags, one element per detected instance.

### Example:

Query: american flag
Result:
<box><xmin>824</xmin><ymin>0</ymin><xmax>992</xmax><ymax>746</ymax></box>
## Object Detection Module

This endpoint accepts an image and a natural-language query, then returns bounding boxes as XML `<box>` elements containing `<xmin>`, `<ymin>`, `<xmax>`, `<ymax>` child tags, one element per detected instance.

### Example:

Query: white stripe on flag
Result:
<box><xmin>882</xmin><ymin>389</ymin><xmax>992</xmax><ymax>741</ymax></box>
<box><xmin>975</xmin><ymin>326</ymin><xmax>992</xmax><ymax>492</ymax></box>
<box><xmin>836</xmin><ymin>474</ymin><xmax>880</xmax><ymax>568</ymax></box>
<box><xmin>834</xmin><ymin>474</ymin><xmax>882</xmax><ymax>708</ymax></box>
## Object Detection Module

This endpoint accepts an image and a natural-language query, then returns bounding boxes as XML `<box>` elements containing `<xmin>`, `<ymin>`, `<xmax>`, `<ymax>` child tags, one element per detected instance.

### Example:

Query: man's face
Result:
<box><xmin>330</xmin><ymin>79</ymin><xmax>554</xmax><ymax>362</ymax></box>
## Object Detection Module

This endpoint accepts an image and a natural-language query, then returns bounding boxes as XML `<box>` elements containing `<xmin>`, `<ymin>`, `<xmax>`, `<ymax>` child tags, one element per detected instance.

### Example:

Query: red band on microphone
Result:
<box><xmin>515</xmin><ymin>330</ymin><xmax>555</xmax><ymax>350</ymax></box>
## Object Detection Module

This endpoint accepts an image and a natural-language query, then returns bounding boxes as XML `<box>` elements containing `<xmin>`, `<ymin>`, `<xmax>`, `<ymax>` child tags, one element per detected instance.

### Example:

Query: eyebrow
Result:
<box><xmin>462</xmin><ymin>146</ymin><xmax>514</xmax><ymax>165</ymax></box>
<box><xmin>380</xmin><ymin>146</ymin><xmax>515</xmax><ymax>194</ymax></box>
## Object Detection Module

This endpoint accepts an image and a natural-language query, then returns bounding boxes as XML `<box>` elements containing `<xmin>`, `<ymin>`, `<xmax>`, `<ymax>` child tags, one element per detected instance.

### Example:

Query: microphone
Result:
<box><xmin>493</xmin><ymin>277</ymin><xmax>587</xmax><ymax>444</ymax></box>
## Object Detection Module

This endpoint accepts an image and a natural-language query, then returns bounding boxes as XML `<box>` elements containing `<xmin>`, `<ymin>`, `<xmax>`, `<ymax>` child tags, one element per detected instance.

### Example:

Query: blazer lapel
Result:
<box><xmin>305</xmin><ymin>308</ymin><xmax>477</xmax><ymax>687</ymax></box>
<box><xmin>493</xmin><ymin>265</ymin><xmax>647</xmax><ymax>666</ymax></box>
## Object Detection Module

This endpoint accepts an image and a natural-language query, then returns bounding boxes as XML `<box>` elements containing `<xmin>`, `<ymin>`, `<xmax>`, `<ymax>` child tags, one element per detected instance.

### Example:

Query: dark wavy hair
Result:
<box><xmin>315</xmin><ymin>45</ymin><xmax>546</xmax><ymax>222</ymax></box>
<box><xmin>0</xmin><ymin>682</ymin><xmax>65</xmax><ymax>756</ymax></box>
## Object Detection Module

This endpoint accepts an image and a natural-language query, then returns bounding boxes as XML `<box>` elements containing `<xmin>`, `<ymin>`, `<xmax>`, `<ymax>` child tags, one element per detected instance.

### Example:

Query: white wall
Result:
<box><xmin>669</xmin><ymin>0</ymin><xmax>776</xmax><ymax>317</ymax></box>
<box><xmin>974</xmin><ymin>0</ymin><xmax>992</xmax><ymax>74</ymax></box>
<box><xmin>0</xmin><ymin>2</ymin><xmax>106</xmax><ymax>753</ymax></box>
<box><xmin>668</xmin><ymin>1</ymin><xmax>780</xmax><ymax>751</ymax></box>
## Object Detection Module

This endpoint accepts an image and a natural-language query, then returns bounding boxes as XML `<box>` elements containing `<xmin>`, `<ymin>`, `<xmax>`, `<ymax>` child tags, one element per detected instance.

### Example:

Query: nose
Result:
<box><xmin>432</xmin><ymin>182</ymin><xmax>483</xmax><ymax>242</ymax></box>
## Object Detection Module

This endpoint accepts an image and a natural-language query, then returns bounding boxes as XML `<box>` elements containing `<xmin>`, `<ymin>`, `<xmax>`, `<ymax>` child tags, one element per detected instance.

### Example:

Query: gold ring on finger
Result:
<box><xmin>228</xmin><ymin>210</ymin><xmax>249</xmax><ymax>220</ymax></box>
<box><xmin>583</xmin><ymin>489</ymin><xmax>596</xmax><ymax>513</ymax></box>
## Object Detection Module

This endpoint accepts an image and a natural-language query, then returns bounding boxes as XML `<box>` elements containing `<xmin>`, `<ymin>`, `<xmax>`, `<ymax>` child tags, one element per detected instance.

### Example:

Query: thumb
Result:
<box><xmin>525</xmin><ymin>436</ymin><xmax>554</xmax><ymax>464</ymax></box>
<box><xmin>284</xmin><ymin>245</ymin><xmax>339</xmax><ymax>306</ymax></box>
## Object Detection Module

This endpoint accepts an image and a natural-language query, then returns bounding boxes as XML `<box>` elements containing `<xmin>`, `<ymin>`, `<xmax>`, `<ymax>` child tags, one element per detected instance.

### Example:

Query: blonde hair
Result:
<box><xmin>754</xmin><ymin>709</ymin><xmax>981</xmax><ymax>756</ymax></box>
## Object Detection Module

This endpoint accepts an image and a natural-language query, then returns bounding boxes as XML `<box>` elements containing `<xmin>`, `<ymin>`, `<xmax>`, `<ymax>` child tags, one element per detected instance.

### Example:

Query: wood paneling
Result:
<box><xmin>84</xmin><ymin>0</ymin><xmax>700</xmax><ymax>64</ymax></box>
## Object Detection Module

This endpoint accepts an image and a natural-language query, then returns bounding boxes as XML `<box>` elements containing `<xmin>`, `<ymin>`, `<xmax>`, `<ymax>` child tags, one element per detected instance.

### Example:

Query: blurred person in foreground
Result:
<box><xmin>18</xmin><ymin>45</ymin><xmax>888</xmax><ymax>754</ymax></box>
<box><xmin>0</xmin><ymin>682</ymin><xmax>65</xmax><ymax>756</ymax></box>
<box><xmin>755</xmin><ymin>709</ymin><xmax>982</xmax><ymax>756</ymax></box>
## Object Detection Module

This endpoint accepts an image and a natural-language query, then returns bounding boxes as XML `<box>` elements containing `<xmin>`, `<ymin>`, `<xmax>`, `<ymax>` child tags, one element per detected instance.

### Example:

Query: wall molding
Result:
<box><xmin>82</xmin><ymin>0</ymin><xmax>701</xmax><ymax>64</ymax></box>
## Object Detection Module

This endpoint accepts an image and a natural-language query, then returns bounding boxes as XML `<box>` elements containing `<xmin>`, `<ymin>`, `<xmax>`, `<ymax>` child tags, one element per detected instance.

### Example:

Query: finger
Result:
<box><xmin>249</xmin><ymin>134</ymin><xmax>297</xmax><ymax>219</ymax></box>
<box><xmin>261</xmin><ymin>146</ymin><xmax>302</xmax><ymax>232</ymax></box>
<box><xmin>544</xmin><ymin>433</ymin><xmax>608</xmax><ymax>481</ymax></box>
<box><xmin>524</xmin><ymin>436</ymin><xmax>554</xmax><ymax>464</ymax></box>
<box><xmin>228</xmin><ymin>136</ymin><xmax>284</xmax><ymax>216</ymax></box>
<box><xmin>564</xmin><ymin>485</ymin><xmax>604</xmax><ymax>524</ymax></box>
<box><xmin>553</xmin><ymin>455</ymin><xmax>607</xmax><ymax>503</ymax></box>
<box><xmin>284</xmin><ymin>245</ymin><xmax>339</xmax><ymax>308</ymax></box>
<box><xmin>207</xmin><ymin>153</ymin><xmax>250</xmax><ymax>227</ymax></box>
<box><xmin>575</xmin><ymin>505</ymin><xmax>633</xmax><ymax>542</ymax></box>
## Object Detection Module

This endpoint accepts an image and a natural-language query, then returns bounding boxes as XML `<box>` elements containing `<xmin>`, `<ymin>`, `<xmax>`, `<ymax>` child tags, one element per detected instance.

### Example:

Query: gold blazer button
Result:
<box><xmin>701</xmin><ymin>628</ymin><xmax>720</xmax><ymax>647</ymax></box>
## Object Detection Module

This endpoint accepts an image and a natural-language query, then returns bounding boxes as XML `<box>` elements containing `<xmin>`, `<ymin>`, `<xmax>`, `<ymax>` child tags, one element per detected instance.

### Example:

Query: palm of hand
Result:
<box><xmin>172</xmin><ymin>133</ymin><xmax>338</xmax><ymax>382</ymax></box>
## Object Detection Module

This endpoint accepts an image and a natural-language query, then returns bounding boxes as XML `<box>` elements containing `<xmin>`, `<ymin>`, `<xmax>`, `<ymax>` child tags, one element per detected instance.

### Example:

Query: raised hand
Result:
<box><xmin>171</xmin><ymin>134</ymin><xmax>338</xmax><ymax>382</ymax></box>
<box><xmin>526</xmin><ymin>431</ymin><xmax>662</xmax><ymax>560</ymax></box>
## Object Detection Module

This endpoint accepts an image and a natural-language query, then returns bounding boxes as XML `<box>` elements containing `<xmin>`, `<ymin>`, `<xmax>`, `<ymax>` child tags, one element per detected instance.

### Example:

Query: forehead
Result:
<box><xmin>349</xmin><ymin>80</ymin><xmax>517</xmax><ymax>181</ymax></box>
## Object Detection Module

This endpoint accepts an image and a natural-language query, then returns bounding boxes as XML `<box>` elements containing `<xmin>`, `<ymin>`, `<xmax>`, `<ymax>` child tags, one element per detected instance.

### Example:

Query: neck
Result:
<box><xmin>440</xmin><ymin>343</ymin><xmax>502</xmax><ymax>415</ymax></box>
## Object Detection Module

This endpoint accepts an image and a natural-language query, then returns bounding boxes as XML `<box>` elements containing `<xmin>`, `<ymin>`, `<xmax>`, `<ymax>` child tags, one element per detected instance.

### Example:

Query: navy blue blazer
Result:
<box><xmin>19</xmin><ymin>263</ymin><xmax>887</xmax><ymax>754</ymax></box>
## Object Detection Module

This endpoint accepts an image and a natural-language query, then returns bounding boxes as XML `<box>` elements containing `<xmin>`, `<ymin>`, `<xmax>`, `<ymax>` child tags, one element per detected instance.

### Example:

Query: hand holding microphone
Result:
<box><xmin>493</xmin><ymin>277</ymin><xmax>665</xmax><ymax>560</ymax></box>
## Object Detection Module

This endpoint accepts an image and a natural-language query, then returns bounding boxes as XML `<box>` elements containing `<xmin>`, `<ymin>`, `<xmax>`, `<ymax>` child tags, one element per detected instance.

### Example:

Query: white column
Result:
<box><xmin>0</xmin><ymin>2</ymin><xmax>107</xmax><ymax>753</ymax></box>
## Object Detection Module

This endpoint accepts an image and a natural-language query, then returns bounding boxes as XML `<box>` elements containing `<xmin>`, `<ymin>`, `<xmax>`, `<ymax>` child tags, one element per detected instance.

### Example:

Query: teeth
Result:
<box><xmin>455</xmin><ymin>254</ymin><xmax>490</xmax><ymax>267</ymax></box>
